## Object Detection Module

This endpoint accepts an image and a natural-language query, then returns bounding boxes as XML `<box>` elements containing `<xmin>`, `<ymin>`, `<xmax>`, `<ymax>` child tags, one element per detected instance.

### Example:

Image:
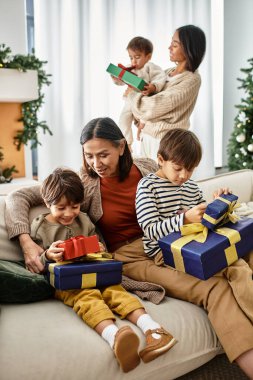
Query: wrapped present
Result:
<box><xmin>201</xmin><ymin>193</ymin><xmax>239</xmax><ymax>230</ymax></box>
<box><xmin>106</xmin><ymin>63</ymin><xmax>147</xmax><ymax>91</ymax></box>
<box><xmin>58</xmin><ymin>235</ymin><xmax>100</xmax><ymax>260</ymax></box>
<box><xmin>46</xmin><ymin>259</ymin><xmax>123</xmax><ymax>290</ymax></box>
<box><xmin>158</xmin><ymin>217</ymin><xmax>253</xmax><ymax>280</ymax></box>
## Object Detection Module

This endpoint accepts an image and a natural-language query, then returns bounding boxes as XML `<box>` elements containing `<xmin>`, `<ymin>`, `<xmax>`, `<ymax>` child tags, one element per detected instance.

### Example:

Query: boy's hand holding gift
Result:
<box><xmin>45</xmin><ymin>240</ymin><xmax>65</xmax><ymax>262</ymax></box>
<box><xmin>45</xmin><ymin>235</ymin><xmax>103</xmax><ymax>262</ymax></box>
<box><xmin>183</xmin><ymin>203</ymin><xmax>207</xmax><ymax>224</ymax></box>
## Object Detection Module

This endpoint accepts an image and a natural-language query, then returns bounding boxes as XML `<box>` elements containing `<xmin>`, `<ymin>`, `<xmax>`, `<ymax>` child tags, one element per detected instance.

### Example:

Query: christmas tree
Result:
<box><xmin>227</xmin><ymin>58</ymin><xmax>253</xmax><ymax>170</ymax></box>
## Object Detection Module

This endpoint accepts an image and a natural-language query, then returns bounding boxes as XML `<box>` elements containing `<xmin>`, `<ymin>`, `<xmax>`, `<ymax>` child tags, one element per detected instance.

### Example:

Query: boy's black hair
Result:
<box><xmin>158</xmin><ymin>128</ymin><xmax>202</xmax><ymax>171</ymax></box>
<box><xmin>127</xmin><ymin>36</ymin><xmax>153</xmax><ymax>55</ymax></box>
<box><xmin>41</xmin><ymin>167</ymin><xmax>84</xmax><ymax>206</ymax></box>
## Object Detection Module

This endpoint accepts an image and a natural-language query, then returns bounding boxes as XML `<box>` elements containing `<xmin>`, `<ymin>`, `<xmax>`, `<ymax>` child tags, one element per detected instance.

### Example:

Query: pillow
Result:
<box><xmin>0</xmin><ymin>260</ymin><xmax>54</xmax><ymax>303</ymax></box>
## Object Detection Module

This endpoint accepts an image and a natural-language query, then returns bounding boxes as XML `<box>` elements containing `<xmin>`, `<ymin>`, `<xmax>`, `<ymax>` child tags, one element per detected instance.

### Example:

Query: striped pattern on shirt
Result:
<box><xmin>136</xmin><ymin>173</ymin><xmax>205</xmax><ymax>258</ymax></box>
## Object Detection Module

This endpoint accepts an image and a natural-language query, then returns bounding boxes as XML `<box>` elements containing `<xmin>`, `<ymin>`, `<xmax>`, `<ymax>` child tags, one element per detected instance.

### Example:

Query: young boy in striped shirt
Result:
<box><xmin>136</xmin><ymin>128</ymin><xmax>207</xmax><ymax>260</ymax></box>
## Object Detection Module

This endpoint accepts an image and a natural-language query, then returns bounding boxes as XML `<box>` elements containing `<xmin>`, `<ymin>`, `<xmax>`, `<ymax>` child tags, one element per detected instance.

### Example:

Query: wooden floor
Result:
<box><xmin>177</xmin><ymin>354</ymin><xmax>248</xmax><ymax>379</ymax></box>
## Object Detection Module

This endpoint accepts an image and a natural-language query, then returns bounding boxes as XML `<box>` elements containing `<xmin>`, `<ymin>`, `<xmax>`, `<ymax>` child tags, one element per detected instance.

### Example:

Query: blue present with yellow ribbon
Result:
<box><xmin>158</xmin><ymin>217</ymin><xmax>253</xmax><ymax>280</ymax></box>
<box><xmin>201</xmin><ymin>193</ymin><xmax>239</xmax><ymax>230</ymax></box>
<box><xmin>46</xmin><ymin>258</ymin><xmax>122</xmax><ymax>290</ymax></box>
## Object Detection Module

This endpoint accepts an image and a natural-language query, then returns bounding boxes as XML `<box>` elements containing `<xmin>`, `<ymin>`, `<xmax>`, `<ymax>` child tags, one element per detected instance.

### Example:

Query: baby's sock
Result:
<box><xmin>137</xmin><ymin>313</ymin><xmax>161</xmax><ymax>339</ymax></box>
<box><xmin>101</xmin><ymin>324</ymin><xmax>119</xmax><ymax>348</ymax></box>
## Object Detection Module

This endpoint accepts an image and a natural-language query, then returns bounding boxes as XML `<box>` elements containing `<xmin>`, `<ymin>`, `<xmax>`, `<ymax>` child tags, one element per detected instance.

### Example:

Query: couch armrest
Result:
<box><xmin>197</xmin><ymin>169</ymin><xmax>253</xmax><ymax>203</ymax></box>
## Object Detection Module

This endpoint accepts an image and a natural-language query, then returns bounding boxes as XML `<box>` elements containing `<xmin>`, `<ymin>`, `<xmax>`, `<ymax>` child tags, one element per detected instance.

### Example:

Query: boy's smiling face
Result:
<box><xmin>46</xmin><ymin>195</ymin><xmax>81</xmax><ymax>226</ymax></box>
<box><xmin>156</xmin><ymin>157</ymin><xmax>195</xmax><ymax>186</ymax></box>
<box><xmin>128</xmin><ymin>49</ymin><xmax>152</xmax><ymax>70</ymax></box>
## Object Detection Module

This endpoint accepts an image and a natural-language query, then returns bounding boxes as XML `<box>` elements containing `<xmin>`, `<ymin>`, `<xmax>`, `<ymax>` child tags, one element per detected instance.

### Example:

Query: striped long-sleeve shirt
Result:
<box><xmin>136</xmin><ymin>173</ymin><xmax>205</xmax><ymax>258</ymax></box>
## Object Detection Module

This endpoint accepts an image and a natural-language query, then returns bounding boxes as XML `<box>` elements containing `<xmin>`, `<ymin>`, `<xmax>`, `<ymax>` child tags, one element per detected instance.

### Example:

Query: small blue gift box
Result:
<box><xmin>158</xmin><ymin>217</ymin><xmax>253</xmax><ymax>280</ymax></box>
<box><xmin>201</xmin><ymin>193</ymin><xmax>238</xmax><ymax>230</ymax></box>
<box><xmin>46</xmin><ymin>260</ymin><xmax>122</xmax><ymax>290</ymax></box>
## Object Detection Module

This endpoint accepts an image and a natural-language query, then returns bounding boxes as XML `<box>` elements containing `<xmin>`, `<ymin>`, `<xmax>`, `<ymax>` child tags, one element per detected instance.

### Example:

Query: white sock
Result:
<box><xmin>101</xmin><ymin>324</ymin><xmax>119</xmax><ymax>348</ymax></box>
<box><xmin>136</xmin><ymin>314</ymin><xmax>161</xmax><ymax>339</ymax></box>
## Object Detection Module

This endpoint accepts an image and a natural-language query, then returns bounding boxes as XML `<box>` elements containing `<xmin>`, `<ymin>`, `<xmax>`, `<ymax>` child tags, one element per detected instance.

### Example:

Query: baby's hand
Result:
<box><xmin>213</xmin><ymin>188</ymin><xmax>232</xmax><ymax>199</ymax></box>
<box><xmin>184</xmin><ymin>203</ymin><xmax>207</xmax><ymax>224</ymax></box>
<box><xmin>111</xmin><ymin>75</ymin><xmax>124</xmax><ymax>86</ymax></box>
<box><xmin>99</xmin><ymin>242</ymin><xmax>106</xmax><ymax>252</ymax></box>
<box><xmin>46</xmin><ymin>240</ymin><xmax>65</xmax><ymax>262</ymax></box>
<box><xmin>142</xmin><ymin>83</ymin><xmax>156</xmax><ymax>96</ymax></box>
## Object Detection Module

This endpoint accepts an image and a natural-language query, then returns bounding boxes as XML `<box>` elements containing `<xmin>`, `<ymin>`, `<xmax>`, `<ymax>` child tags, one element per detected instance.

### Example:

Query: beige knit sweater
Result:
<box><xmin>128</xmin><ymin>69</ymin><xmax>201</xmax><ymax>139</ymax></box>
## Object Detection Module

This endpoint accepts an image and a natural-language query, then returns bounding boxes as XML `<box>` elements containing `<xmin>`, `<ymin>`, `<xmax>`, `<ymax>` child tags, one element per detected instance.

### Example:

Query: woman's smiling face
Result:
<box><xmin>83</xmin><ymin>138</ymin><xmax>125</xmax><ymax>178</ymax></box>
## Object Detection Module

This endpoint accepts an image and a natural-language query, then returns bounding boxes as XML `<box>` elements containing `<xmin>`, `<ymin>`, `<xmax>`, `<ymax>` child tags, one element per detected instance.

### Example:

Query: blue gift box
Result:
<box><xmin>201</xmin><ymin>193</ymin><xmax>238</xmax><ymax>230</ymax></box>
<box><xmin>46</xmin><ymin>260</ymin><xmax>123</xmax><ymax>290</ymax></box>
<box><xmin>158</xmin><ymin>217</ymin><xmax>253</xmax><ymax>280</ymax></box>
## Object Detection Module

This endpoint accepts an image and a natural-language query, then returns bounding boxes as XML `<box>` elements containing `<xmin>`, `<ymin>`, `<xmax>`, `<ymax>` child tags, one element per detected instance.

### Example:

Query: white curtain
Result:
<box><xmin>34</xmin><ymin>0</ymin><xmax>214</xmax><ymax>181</ymax></box>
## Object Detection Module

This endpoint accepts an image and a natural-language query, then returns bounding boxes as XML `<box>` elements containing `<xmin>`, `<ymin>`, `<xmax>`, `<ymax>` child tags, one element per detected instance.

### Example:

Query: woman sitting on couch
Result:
<box><xmin>3</xmin><ymin>117</ymin><xmax>253</xmax><ymax>378</ymax></box>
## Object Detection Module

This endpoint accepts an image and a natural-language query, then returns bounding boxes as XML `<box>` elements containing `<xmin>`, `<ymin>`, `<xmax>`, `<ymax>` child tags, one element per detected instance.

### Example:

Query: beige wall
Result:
<box><xmin>0</xmin><ymin>103</ymin><xmax>25</xmax><ymax>178</ymax></box>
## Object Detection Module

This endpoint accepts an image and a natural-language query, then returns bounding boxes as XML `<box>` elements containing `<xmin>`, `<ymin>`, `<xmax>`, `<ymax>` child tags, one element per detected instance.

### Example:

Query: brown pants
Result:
<box><xmin>114</xmin><ymin>238</ymin><xmax>253</xmax><ymax>362</ymax></box>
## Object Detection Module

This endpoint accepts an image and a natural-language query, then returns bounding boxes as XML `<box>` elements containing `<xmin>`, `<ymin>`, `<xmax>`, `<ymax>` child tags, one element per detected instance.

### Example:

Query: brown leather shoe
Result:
<box><xmin>113</xmin><ymin>326</ymin><xmax>140</xmax><ymax>372</ymax></box>
<box><xmin>139</xmin><ymin>327</ymin><xmax>177</xmax><ymax>363</ymax></box>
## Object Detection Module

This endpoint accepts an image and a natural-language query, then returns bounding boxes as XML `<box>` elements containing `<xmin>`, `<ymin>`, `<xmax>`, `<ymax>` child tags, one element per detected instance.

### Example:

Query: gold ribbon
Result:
<box><xmin>202</xmin><ymin>196</ymin><xmax>240</xmax><ymax>227</ymax></box>
<box><xmin>170</xmin><ymin>222</ymin><xmax>241</xmax><ymax>272</ymax></box>
<box><xmin>48</xmin><ymin>253</ymin><xmax>113</xmax><ymax>288</ymax></box>
<box><xmin>82</xmin><ymin>273</ymin><xmax>97</xmax><ymax>288</ymax></box>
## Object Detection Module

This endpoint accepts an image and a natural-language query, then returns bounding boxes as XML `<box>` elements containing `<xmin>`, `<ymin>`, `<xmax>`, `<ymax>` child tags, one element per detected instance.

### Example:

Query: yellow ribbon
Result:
<box><xmin>170</xmin><ymin>222</ymin><xmax>241</xmax><ymax>272</ymax></box>
<box><xmin>203</xmin><ymin>196</ymin><xmax>240</xmax><ymax>227</ymax></box>
<box><xmin>82</xmin><ymin>273</ymin><xmax>97</xmax><ymax>288</ymax></box>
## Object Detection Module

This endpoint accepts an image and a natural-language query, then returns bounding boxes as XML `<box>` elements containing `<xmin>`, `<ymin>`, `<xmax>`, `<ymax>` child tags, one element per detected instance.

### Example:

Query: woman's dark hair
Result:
<box><xmin>80</xmin><ymin>117</ymin><xmax>133</xmax><ymax>181</ymax></box>
<box><xmin>177</xmin><ymin>25</ymin><xmax>206</xmax><ymax>72</ymax></box>
<box><xmin>158</xmin><ymin>128</ymin><xmax>202</xmax><ymax>171</ymax></box>
<box><xmin>41</xmin><ymin>167</ymin><xmax>84</xmax><ymax>206</ymax></box>
<box><xmin>127</xmin><ymin>36</ymin><xmax>153</xmax><ymax>55</ymax></box>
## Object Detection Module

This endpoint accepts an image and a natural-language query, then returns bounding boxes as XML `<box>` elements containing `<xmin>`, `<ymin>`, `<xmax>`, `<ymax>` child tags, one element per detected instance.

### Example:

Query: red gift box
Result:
<box><xmin>58</xmin><ymin>235</ymin><xmax>100</xmax><ymax>260</ymax></box>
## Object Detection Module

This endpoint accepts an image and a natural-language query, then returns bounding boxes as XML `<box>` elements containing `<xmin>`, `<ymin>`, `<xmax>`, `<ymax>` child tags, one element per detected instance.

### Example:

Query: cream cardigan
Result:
<box><xmin>128</xmin><ymin>69</ymin><xmax>201</xmax><ymax>139</ymax></box>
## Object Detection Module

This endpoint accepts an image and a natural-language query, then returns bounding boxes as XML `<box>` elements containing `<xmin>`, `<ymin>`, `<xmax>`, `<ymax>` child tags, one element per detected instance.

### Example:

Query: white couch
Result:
<box><xmin>0</xmin><ymin>169</ymin><xmax>252</xmax><ymax>380</ymax></box>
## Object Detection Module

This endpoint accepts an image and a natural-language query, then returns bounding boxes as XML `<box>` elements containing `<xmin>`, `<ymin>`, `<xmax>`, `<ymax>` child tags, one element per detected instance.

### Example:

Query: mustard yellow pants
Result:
<box><xmin>114</xmin><ymin>238</ymin><xmax>253</xmax><ymax>362</ymax></box>
<box><xmin>55</xmin><ymin>284</ymin><xmax>143</xmax><ymax>329</ymax></box>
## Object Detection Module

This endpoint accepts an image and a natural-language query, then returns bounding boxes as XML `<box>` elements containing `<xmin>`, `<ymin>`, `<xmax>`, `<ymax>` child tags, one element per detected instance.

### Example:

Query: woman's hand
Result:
<box><xmin>19</xmin><ymin>234</ymin><xmax>45</xmax><ymax>273</ymax></box>
<box><xmin>46</xmin><ymin>240</ymin><xmax>65</xmax><ymax>262</ymax></box>
<box><xmin>184</xmin><ymin>203</ymin><xmax>207</xmax><ymax>224</ymax></box>
<box><xmin>213</xmin><ymin>187</ymin><xmax>232</xmax><ymax>199</ymax></box>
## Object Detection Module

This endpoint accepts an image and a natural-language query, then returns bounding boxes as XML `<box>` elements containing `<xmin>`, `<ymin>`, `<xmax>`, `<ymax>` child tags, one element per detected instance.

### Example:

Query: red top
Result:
<box><xmin>97</xmin><ymin>164</ymin><xmax>143</xmax><ymax>250</ymax></box>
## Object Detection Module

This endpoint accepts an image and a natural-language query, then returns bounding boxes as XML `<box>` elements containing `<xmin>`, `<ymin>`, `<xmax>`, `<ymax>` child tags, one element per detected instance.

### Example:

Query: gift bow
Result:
<box><xmin>58</xmin><ymin>235</ymin><xmax>100</xmax><ymax>260</ymax></box>
<box><xmin>170</xmin><ymin>222</ymin><xmax>241</xmax><ymax>273</ymax></box>
<box><xmin>202</xmin><ymin>196</ymin><xmax>240</xmax><ymax>227</ymax></box>
<box><xmin>117</xmin><ymin>63</ymin><xmax>137</xmax><ymax>80</ymax></box>
<box><xmin>117</xmin><ymin>63</ymin><xmax>136</xmax><ymax>72</ymax></box>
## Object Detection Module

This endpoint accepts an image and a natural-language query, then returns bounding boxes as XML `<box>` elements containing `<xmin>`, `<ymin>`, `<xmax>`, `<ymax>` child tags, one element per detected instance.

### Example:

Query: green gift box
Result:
<box><xmin>106</xmin><ymin>63</ymin><xmax>147</xmax><ymax>91</ymax></box>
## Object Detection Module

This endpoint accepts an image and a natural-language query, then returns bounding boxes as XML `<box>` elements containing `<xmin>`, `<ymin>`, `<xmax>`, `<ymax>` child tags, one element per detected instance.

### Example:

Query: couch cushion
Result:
<box><xmin>0</xmin><ymin>197</ymin><xmax>48</xmax><ymax>261</ymax></box>
<box><xmin>0</xmin><ymin>297</ymin><xmax>223</xmax><ymax>380</ymax></box>
<box><xmin>0</xmin><ymin>260</ymin><xmax>54</xmax><ymax>303</ymax></box>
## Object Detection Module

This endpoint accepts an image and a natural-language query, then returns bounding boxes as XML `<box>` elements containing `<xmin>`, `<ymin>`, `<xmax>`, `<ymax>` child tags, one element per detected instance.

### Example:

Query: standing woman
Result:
<box><xmin>127</xmin><ymin>24</ymin><xmax>206</xmax><ymax>160</ymax></box>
